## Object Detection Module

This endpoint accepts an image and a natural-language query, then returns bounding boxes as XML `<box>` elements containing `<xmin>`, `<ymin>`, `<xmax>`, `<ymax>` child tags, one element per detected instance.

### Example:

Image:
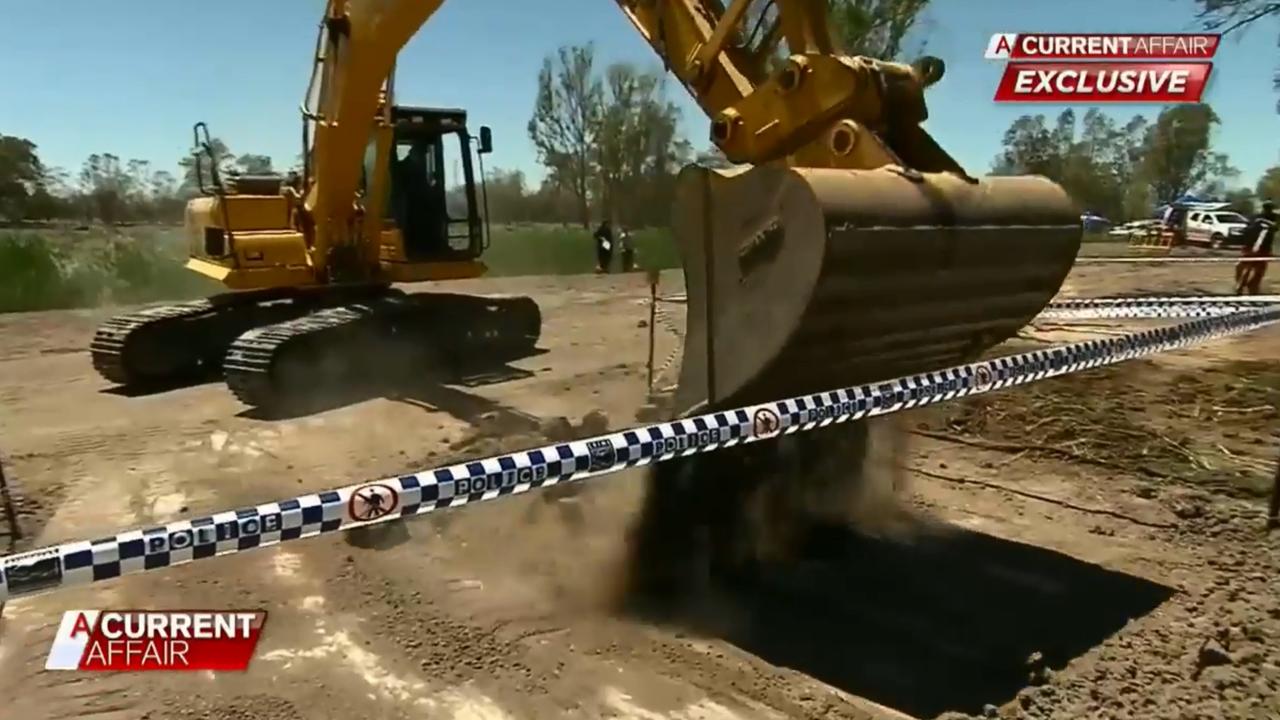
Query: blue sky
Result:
<box><xmin>1</xmin><ymin>0</ymin><xmax>1276</xmax><ymax>190</ymax></box>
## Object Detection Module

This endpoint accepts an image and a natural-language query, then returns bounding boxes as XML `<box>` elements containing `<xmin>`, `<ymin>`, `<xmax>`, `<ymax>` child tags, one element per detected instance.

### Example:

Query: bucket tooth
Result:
<box><xmin>669</xmin><ymin>163</ymin><xmax>1082</xmax><ymax>414</ymax></box>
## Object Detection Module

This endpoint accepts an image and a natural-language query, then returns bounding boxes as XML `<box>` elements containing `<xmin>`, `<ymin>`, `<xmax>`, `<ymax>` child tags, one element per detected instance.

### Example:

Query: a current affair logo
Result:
<box><xmin>45</xmin><ymin>610</ymin><xmax>268</xmax><ymax>671</ymax></box>
<box><xmin>985</xmin><ymin>33</ymin><xmax>1220</xmax><ymax>103</ymax></box>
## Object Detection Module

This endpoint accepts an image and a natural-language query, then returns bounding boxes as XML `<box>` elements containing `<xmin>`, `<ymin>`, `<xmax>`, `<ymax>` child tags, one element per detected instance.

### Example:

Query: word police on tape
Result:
<box><xmin>1</xmin><ymin>296</ymin><xmax>1277</xmax><ymax>604</ymax></box>
<box><xmin>151</xmin><ymin>516</ymin><xmax>284</xmax><ymax>553</ymax></box>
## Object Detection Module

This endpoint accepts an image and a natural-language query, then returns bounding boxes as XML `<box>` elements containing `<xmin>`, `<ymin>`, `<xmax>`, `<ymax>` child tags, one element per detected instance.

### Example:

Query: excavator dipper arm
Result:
<box><xmin>619</xmin><ymin>0</ymin><xmax>965</xmax><ymax>173</ymax></box>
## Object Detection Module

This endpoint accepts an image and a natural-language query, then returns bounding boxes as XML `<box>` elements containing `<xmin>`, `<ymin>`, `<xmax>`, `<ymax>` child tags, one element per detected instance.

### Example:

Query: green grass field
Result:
<box><xmin>0</xmin><ymin>224</ymin><xmax>682</xmax><ymax>313</ymax></box>
<box><xmin>482</xmin><ymin>223</ymin><xmax>680</xmax><ymax>277</ymax></box>
<box><xmin>0</xmin><ymin>223</ymin><xmax>1128</xmax><ymax>314</ymax></box>
<box><xmin>0</xmin><ymin>227</ymin><xmax>221</xmax><ymax>313</ymax></box>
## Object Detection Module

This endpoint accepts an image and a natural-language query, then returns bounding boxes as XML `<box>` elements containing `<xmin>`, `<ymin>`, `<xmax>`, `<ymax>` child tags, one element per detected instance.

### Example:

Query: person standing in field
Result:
<box><xmin>619</xmin><ymin>226</ymin><xmax>637</xmax><ymax>272</ymax></box>
<box><xmin>1234</xmin><ymin>201</ymin><xmax>1277</xmax><ymax>295</ymax></box>
<box><xmin>1162</xmin><ymin>204</ymin><xmax>1184</xmax><ymax>246</ymax></box>
<box><xmin>593</xmin><ymin>220</ymin><xmax>615</xmax><ymax>274</ymax></box>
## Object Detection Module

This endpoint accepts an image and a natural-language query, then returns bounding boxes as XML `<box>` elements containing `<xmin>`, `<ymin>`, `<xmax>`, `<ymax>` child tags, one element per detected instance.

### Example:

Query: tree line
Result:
<box><xmin>5</xmin><ymin>97</ymin><xmax>1276</xmax><ymax>231</ymax></box>
<box><xmin>982</xmin><ymin>0</ymin><xmax>1280</xmax><ymax>223</ymax></box>
<box><xmin>1195</xmin><ymin>0</ymin><xmax>1280</xmax><ymax>112</ymax></box>
<box><xmin>459</xmin><ymin>1</ymin><xmax>1280</xmax><ymax>228</ymax></box>
<box><xmin>0</xmin><ymin>134</ymin><xmax>277</xmax><ymax>226</ymax></box>
<box><xmin>990</xmin><ymin>103</ymin><xmax>1278</xmax><ymax>222</ymax></box>
<box><xmin>493</xmin><ymin>0</ymin><xmax>932</xmax><ymax>229</ymax></box>
<box><xmin>0</xmin><ymin>0</ymin><xmax>934</xmax><ymax>229</ymax></box>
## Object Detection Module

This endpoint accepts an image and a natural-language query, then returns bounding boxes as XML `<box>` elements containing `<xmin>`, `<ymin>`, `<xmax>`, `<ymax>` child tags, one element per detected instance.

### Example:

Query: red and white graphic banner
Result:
<box><xmin>985</xmin><ymin>33</ymin><xmax>1220</xmax><ymax>60</ymax></box>
<box><xmin>985</xmin><ymin>32</ymin><xmax>1219</xmax><ymax>103</ymax></box>
<box><xmin>994</xmin><ymin>62</ymin><xmax>1213</xmax><ymax>103</ymax></box>
<box><xmin>46</xmin><ymin>610</ymin><xmax>267</xmax><ymax>671</ymax></box>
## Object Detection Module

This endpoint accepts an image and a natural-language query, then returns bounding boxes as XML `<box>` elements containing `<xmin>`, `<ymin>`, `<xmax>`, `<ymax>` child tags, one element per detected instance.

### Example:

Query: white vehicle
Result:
<box><xmin>1185</xmin><ymin>209</ymin><xmax>1249</xmax><ymax>248</ymax></box>
<box><xmin>1108</xmin><ymin>219</ymin><xmax>1161</xmax><ymax>238</ymax></box>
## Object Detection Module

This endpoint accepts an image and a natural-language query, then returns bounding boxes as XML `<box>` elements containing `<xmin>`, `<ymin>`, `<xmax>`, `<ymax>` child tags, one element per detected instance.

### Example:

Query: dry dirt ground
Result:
<box><xmin>0</xmin><ymin>252</ymin><xmax>1277</xmax><ymax>720</ymax></box>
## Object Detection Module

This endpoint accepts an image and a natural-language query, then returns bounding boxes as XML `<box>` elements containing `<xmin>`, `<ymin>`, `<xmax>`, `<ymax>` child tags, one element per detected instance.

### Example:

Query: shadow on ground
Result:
<box><xmin>666</xmin><ymin>523</ymin><xmax>1174</xmax><ymax>719</ymax></box>
<box><xmin>394</xmin><ymin>381</ymin><xmax>544</xmax><ymax>433</ymax></box>
<box><xmin>236</xmin><ymin>351</ymin><xmax>544</xmax><ymax>422</ymax></box>
<box><xmin>100</xmin><ymin>372</ymin><xmax>223</xmax><ymax>397</ymax></box>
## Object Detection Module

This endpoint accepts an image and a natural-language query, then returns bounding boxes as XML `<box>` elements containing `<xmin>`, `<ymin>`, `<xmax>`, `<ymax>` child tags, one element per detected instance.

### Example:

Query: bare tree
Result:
<box><xmin>594</xmin><ymin>64</ymin><xmax>688</xmax><ymax>227</ymax></box>
<box><xmin>742</xmin><ymin>0</ymin><xmax>932</xmax><ymax>61</ymax></box>
<box><xmin>1195</xmin><ymin>1</ymin><xmax>1280</xmax><ymax>111</ymax></box>
<box><xmin>829</xmin><ymin>0</ymin><xmax>931</xmax><ymax>59</ymax></box>
<box><xmin>1140</xmin><ymin>104</ymin><xmax>1238</xmax><ymax>204</ymax></box>
<box><xmin>79</xmin><ymin>153</ymin><xmax>135</xmax><ymax>224</ymax></box>
<box><xmin>235</xmin><ymin>154</ymin><xmax>274</xmax><ymax>175</ymax></box>
<box><xmin>177</xmin><ymin>137</ymin><xmax>232</xmax><ymax>194</ymax></box>
<box><xmin>1196</xmin><ymin>0</ymin><xmax>1280</xmax><ymax>34</ymax></box>
<box><xmin>528</xmin><ymin>44</ymin><xmax>602</xmax><ymax>228</ymax></box>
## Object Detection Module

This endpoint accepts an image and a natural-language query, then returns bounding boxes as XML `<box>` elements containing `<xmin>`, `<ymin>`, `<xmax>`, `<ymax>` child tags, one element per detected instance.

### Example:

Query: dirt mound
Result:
<box><xmin>923</xmin><ymin>359</ymin><xmax>1280</xmax><ymax>497</ymax></box>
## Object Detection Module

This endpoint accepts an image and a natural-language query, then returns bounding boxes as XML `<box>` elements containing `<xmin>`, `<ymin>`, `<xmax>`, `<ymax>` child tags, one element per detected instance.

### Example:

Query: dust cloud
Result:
<box><xmin>615</xmin><ymin>414</ymin><xmax>922</xmax><ymax>620</ymax></box>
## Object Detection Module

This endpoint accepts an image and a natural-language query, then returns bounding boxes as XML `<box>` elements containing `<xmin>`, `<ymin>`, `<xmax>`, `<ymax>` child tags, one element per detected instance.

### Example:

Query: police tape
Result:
<box><xmin>1</xmin><ymin>298</ymin><xmax>1278</xmax><ymax>604</ymax></box>
<box><xmin>647</xmin><ymin>305</ymin><xmax>685</xmax><ymax>388</ymax></box>
<box><xmin>1050</xmin><ymin>295</ymin><xmax>1280</xmax><ymax>305</ymax></box>
<box><xmin>1038</xmin><ymin>296</ymin><xmax>1280</xmax><ymax>319</ymax></box>
<box><xmin>660</xmin><ymin>294</ymin><xmax>1280</xmax><ymax>314</ymax></box>
<box><xmin>654</xmin><ymin>303</ymin><xmax>684</xmax><ymax>337</ymax></box>
<box><xmin>1074</xmin><ymin>256</ymin><xmax>1280</xmax><ymax>264</ymax></box>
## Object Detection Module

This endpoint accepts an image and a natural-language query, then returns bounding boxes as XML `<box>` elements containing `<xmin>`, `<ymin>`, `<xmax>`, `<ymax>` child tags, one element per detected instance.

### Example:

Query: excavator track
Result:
<box><xmin>90</xmin><ymin>299</ymin><xmax>223</xmax><ymax>386</ymax></box>
<box><xmin>89</xmin><ymin>287</ymin><xmax>392</xmax><ymax>390</ymax></box>
<box><xmin>223</xmin><ymin>292</ymin><xmax>542</xmax><ymax>411</ymax></box>
<box><xmin>223</xmin><ymin>299</ymin><xmax>392</xmax><ymax>409</ymax></box>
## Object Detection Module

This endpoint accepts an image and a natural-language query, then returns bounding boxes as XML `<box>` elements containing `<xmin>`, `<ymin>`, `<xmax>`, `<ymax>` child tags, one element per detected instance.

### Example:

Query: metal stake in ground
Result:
<box><xmin>647</xmin><ymin>268</ymin><xmax>660</xmax><ymax>392</ymax></box>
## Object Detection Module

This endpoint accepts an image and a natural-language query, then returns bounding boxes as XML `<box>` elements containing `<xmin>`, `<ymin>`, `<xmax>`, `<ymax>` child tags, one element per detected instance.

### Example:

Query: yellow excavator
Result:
<box><xmin>90</xmin><ymin>0</ymin><xmax>1082</xmax><ymax>423</ymax></box>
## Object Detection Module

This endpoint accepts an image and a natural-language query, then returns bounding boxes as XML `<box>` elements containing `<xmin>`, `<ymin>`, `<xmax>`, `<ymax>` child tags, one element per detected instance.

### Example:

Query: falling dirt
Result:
<box><xmin>0</xmin><ymin>262</ymin><xmax>1278</xmax><ymax>720</ymax></box>
<box><xmin>617</xmin><ymin>414</ymin><xmax>920</xmax><ymax>626</ymax></box>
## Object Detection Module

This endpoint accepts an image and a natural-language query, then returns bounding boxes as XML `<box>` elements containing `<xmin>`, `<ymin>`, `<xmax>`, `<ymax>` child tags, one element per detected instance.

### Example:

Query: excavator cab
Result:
<box><xmin>373</xmin><ymin>106</ymin><xmax>491</xmax><ymax>264</ymax></box>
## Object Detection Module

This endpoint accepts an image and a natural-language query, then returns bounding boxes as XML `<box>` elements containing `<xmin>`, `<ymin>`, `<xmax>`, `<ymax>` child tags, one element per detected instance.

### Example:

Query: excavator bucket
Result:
<box><xmin>668</xmin><ymin>162</ymin><xmax>1082</xmax><ymax>414</ymax></box>
<box><xmin>623</xmin><ymin>164</ymin><xmax>1082</xmax><ymax>604</ymax></box>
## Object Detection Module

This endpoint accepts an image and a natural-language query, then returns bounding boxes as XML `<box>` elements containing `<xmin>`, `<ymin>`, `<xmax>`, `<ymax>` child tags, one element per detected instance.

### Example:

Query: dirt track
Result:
<box><xmin>0</xmin><ymin>257</ymin><xmax>1278</xmax><ymax>720</ymax></box>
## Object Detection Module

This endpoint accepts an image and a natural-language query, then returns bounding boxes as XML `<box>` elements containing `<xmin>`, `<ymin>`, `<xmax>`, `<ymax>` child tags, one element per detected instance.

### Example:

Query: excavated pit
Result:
<box><xmin>618</xmin><ymin>415</ymin><xmax>1174</xmax><ymax>718</ymax></box>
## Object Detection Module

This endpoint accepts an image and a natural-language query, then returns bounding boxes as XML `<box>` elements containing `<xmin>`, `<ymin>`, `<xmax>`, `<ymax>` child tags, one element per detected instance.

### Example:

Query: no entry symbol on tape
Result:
<box><xmin>348</xmin><ymin>484</ymin><xmax>399</xmax><ymax>522</ymax></box>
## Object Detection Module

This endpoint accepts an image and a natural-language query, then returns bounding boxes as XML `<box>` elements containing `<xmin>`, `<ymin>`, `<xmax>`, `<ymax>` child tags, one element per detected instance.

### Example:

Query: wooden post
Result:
<box><xmin>1268</xmin><ymin>451</ymin><xmax>1279</xmax><ymax>530</ymax></box>
<box><xmin>701</xmin><ymin>174</ymin><xmax>717</xmax><ymax>406</ymax></box>
<box><xmin>646</xmin><ymin>268</ymin><xmax>659</xmax><ymax>392</ymax></box>
<box><xmin>0</xmin><ymin>453</ymin><xmax>21</xmax><ymax>543</ymax></box>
